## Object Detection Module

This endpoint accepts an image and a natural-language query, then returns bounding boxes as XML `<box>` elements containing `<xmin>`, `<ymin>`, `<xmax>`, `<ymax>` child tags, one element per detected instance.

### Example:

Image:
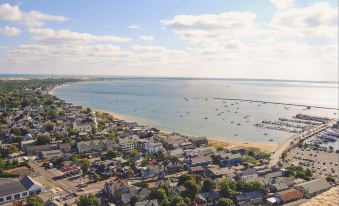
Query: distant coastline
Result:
<box><xmin>49</xmin><ymin>82</ymin><xmax>278</xmax><ymax>152</ymax></box>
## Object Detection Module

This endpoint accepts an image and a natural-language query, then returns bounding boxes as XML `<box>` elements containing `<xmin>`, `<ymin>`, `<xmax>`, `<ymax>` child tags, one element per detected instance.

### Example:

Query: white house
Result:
<box><xmin>144</xmin><ymin>142</ymin><xmax>164</xmax><ymax>154</ymax></box>
<box><xmin>0</xmin><ymin>176</ymin><xmax>45</xmax><ymax>204</ymax></box>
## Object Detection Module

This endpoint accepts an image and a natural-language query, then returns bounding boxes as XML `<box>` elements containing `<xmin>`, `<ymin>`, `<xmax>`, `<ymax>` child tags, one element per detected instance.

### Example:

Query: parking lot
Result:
<box><xmin>284</xmin><ymin>146</ymin><xmax>339</xmax><ymax>181</ymax></box>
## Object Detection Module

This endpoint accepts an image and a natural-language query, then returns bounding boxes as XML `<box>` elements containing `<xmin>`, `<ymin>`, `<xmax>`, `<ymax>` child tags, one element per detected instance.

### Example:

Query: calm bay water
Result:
<box><xmin>53</xmin><ymin>79</ymin><xmax>338</xmax><ymax>144</ymax></box>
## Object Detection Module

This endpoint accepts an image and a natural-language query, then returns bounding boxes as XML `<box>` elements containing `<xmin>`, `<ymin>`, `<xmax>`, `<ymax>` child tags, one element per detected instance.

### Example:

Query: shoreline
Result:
<box><xmin>50</xmin><ymin>82</ymin><xmax>279</xmax><ymax>153</ymax></box>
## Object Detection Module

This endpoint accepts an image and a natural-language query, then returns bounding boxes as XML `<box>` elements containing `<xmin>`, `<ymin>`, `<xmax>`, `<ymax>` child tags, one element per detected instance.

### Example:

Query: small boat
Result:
<box><xmin>237</xmin><ymin>123</ymin><xmax>241</xmax><ymax>126</ymax></box>
<box><xmin>231</xmin><ymin>121</ymin><xmax>234</xmax><ymax>124</ymax></box>
<box><xmin>264</xmin><ymin>133</ymin><xmax>268</xmax><ymax>136</ymax></box>
<box><xmin>269</xmin><ymin>139</ymin><xmax>274</xmax><ymax>141</ymax></box>
<box><xmin>204</xmin><ymin>117</ymin><xmax>208</xmax><ymax>120</ymax></box>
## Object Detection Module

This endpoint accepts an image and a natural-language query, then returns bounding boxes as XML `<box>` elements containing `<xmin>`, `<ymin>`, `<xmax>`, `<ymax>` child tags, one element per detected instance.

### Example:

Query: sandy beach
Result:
<box><xmin>208</xmin><ymin>138</ymin><xmax>277</xmax><ymax>152</ymax></box>
<box><xmin>92</xmin><ymin>108</ymin><xmax>278</xmax><ymax>152</ymax></box>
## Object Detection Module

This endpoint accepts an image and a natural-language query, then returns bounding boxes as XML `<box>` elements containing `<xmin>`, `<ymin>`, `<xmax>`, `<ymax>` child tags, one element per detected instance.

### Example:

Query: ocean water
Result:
<box><xmin>53</xmin><ymin>79</ymin><xmax>338</xmax><ymax>144</ymax></box>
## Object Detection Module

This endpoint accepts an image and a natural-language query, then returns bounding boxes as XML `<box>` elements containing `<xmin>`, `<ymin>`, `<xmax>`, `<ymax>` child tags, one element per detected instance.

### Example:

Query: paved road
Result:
<box><xmin>268</xmin><ymin>122</ymin><xmax>332</xmax><ymax>167</ymax></box>
<box><xmin>28</xmin><ymin>159</ymin><xmax>74</xmax><ymax>194</ymax></box>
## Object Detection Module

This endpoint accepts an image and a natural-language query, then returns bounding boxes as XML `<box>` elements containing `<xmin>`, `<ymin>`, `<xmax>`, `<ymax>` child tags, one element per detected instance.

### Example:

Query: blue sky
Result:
<box><xmin>0</xmin><ymin>0</ymin><xmax>338</xmax><ymax>80</ymax></box>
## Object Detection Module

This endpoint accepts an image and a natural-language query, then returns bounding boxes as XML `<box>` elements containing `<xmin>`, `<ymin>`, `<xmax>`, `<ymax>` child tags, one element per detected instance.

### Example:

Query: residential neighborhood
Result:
<box><xmin>0</xmin><ymin>79</ymin><xmax>338</xmax><ymax>206</ymax></box>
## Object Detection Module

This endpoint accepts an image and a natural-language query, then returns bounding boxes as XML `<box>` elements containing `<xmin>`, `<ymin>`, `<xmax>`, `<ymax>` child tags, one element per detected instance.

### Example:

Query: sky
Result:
<box><xmin>0</xmin><ymin>0</ymin><xmax>338</xmax><ymax>81</ymax></box>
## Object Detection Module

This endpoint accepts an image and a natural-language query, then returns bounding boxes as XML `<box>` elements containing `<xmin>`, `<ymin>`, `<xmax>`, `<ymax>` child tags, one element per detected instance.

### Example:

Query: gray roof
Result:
<box><xmin>0</xmin><ymin>182</ymin><xmax>26</xmax><ymax>197</ymax></box>
<box><xmin>135</xmin><ymin>199</ymin><xmax>158</xmax><ymax>206</ymax></box>
<box><xmin>295</xmin><ymin>179</ymin><xmax>331</xmax><ymax>194</ymax></box>
<box><xmin>0</xmin><ymin>176</ymin><xmax>38</xmax><ymax>197</ymax></box>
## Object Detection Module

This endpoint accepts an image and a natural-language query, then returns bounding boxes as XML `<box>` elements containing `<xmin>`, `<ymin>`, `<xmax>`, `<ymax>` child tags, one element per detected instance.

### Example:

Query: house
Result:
<box><xmin>140</xmin><ymin>165</ymin><xmax>163</xmax><ymax>178</ymax></box>
<box><xmin>0</xmin><ymin>176</ymin><xmax>45</xmax><ymax>204</ymax></box>
<box><xmin>118</xmin><ymin>135</ymin><xmax>140</xmax><ymax>154</ymax></box>
<box><xmin>277</xmin><ymin>189</ymin><xmax>304</xmax><ymax>204</ymax></box>
<box><xmin>76</xmin><ymin>140</ymin><xmax>113</xmax><ymax>153</ymax></box>
<box><xmin>294</xmin><ymin>179</ymin><xmax>331</xmax><ymax>197</ymax></box>
<box><xmin>206</xmin><ymin>166</ymin><xmax>236</xmax><ymax>179</ymax></box>
<box><xmin>25</xmin><ymin>143</ymin><xmax>58</xmax><ymax>155</ymax></box>
<box><xmin>189</xmin><ymin>136</ymin><xmax>208</xmax><ymax>147</ymax></box>
<box><xmin>104</xmin><ymin>179</ymin><xmax>131</xmax><ymax>201</ymax></box>
<box><xmin>200</xmin><ymin>190</ymin><xmax>220</xmax><ymax>206</ymax></box>
<box><xmin>235</xmin><ymin>191</ymin><xmax>263</xmax><ymax>206</ymax></box>
<box><xmin>238</xmin><ymin>168</ymin><xmax>258</xmax><ymax>180</ymax></box>
<box><xmin>179</xmin><ymin>142</ymin><xmax>194</xmax><ymax>150</ymax></box>
<box><xmin>135</xmin><ymin>199</ymin><xmax>158</xmax><ymax>206</ymax></box>
<box><xmin>188</xmin><ymin>156</ymin><xmax>212</xmax><ymax>167</ymax></box>
<box><xmin>169</xmin><ymin>148</ymin><xmax>184</xmax><ymax>158</ymax></box>
<box><xmin>189</xmin><ymin>166</ymin><xmax>206</xmax><ymax>175</ymax></box>
<box><xmin>73</xmin><ymin>117</ymin><xmax>97</xmax><ymax>132</ymax></box>
<box><xmin>214</xmin><ymin>152</ymin><xmax>242</xmax><ymax>167</ymax></box>
<box><xmin>20</xmin><ymin>139</ymin><xmax>36</xmax><ymax>151</ymax></box>
<box><xmin>59</xmin><ymin>143</ymin><xmax>71</xmax><ymax>153</ymax></box>
<box><xmin>163</xmin><ymin>134</ymin><xmax>186</xmax><ymax>149</ymax></box>
<box><xmin>144</xmin><ymin>142</ymin><xmax>164</xmax><ymax>154</ymax></box>
<box><xmin>39</xmin><ymin>150</ymin><xmax>63</xmax><ymax>160</ymax></box>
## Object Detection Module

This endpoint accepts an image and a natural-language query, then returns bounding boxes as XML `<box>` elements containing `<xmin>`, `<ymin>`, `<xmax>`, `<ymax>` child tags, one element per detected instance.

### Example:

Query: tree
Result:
<box><xmin>6</xmin><ymin>144</ymin><xmax>18</xmax><ymax>154</ymax></box>
<box><xmin>76</xmin><ymin>194</ymin><xmax>100</xmax><ymax>206</ymax></box>
<box><xmin>81</xmin><ymin>158</ymin><xmax>90</xmax><ymax>174</ymax></box>
<box><xmin>178</xmin><ymin>174</ymin><xmax>194</xmax><ymax>185</ymax></box>
<box><xmin>130</xmin><ymin>195</ymin><xmax>141</xmax><ymax>206</ymax></box>
<box><xmin>149</xmin><ymin>188</ymin><xmax>168</xmax><ymax>202</ymax></box>
<box><xmin>70</xmin><ymin>154</ymin><xmax>80</xmax><ymax>162</ymax></box>
<box><xmin>170</xmin><ymin>155</ymin><xmax>179</xmax><ymax>165</ymax></box>
<box><xmin>43</xmin><ymin>122</ymin><xmax>55</xmax><ymax>132</ymax></box>
<box><xmin>183</xmin><ymin>180</ymin><xmax>199</xmax><ymax>200</ymax></box>
<box><xmin>326</xmin><ymin>176</ymin><xmax>335</xmax><ymax>183</ymax></box>
<box><xmin>202</xmin><ymin>179</ymin><xmax>216</xmax><ymax>192</ymax></box>
<box><xmin>217</xmin><ymin>198</ymin><xmax>235</xmax><ymax>206</ymax></box>
<box><xmin>106</xmin><ymin>150</ymin><xmax>116</xmax><ymax>158</ymax></box>
<box><xmin>219</xmin><ymin>178</ymin><xmax>236</xmax><ymax>198</ymax></box>
<box><xmin>27</xmin><ymin>195</ymin><xmax>44</xmax><ymax>206</ymax></box>
<box><xmin>36</xmin><ymin>135</ymin><xmax>51</xmax><ymax>145</ymax></box>
<box><xmin>170</xmin><ymin>195</ymin><xmax>184</xmax><ymax>206</ymax></box>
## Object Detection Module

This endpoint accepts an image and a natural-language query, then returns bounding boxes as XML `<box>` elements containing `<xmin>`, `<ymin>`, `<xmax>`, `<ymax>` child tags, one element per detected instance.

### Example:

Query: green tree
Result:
<box><xmin>130</xmin><ymin>195</ymin><xmax>141</xmax><ymax>206</ymax></box>
<box><xmin>170</xmin><ymin>195</ymin><xmax>184</xmax><ymax>206</ymax></box>
<box><xmin>36</xmin><ymin>135</ymin><xmax>52</xmax><ymax>145</ymax></box>
<box><xmin>76</xmin><ymin>194</ymin><xmax>100</xmax><ymax>206</ymax></box>
<box><xmin>149</xmin><ymin>188</ymin><xmax>168</xmax><ymax>202</ymax></box>
<box><xmin>178</xmin><ymin>174</ymin><xmax>194</xmax><ymax>185</ymax></box>
<box><xmin>219</xmin><ymin>178</ymin><xmax>236</xmax><ymax>198</ymax></box>
<box><xmin>202</xmin><ymin>179</ymin><xmax>216</xmax><ymax>192</ymax></box>
<box><xmin>27</xmin><ymin>195</ymin><xmax>44</xmax><ymax>206</ymax></box>
<box><xmin>183</xmin><ymin>180</ymin><xmax>199</xmax><ymax>200</ymax></box>
<box><xmin>81</xmin><ymin>158</ymin><xmax>91</xmax><ymax>174</ymax></box>
<box><xmin>43</xmin><ymin>122</ymin><xmax>55</xmax><ymax>132</ymax></box>
<box><xmin>217</xmin><ymin>198</ymin><xmax>235</xmax><ymax>206</ymax></box>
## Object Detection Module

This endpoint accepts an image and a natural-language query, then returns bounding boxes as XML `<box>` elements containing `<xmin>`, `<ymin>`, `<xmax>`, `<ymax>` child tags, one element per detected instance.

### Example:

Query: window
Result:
<box><xmin>35</xmin><ymin>189</ymin><xmax>41</xmax><ymax>194</ymax></box>
<box><xmin>14</xmin><ymin>194</ymin><xmax>20</xmax><ymax>199</ymax></box>
<box><xmin>6</xmin><ymin>196</ymin><xmax>12</xmax><ymax>200</ymax></box>
<box><xmin>0</xmin><ymin>197</ymin><xmax>4</xmax><ymax>202</ymax></box>
<box><xmin>22</xmin><ymin>192</ymin><xmax>27</xmax><ymax>196</ymax></box>
<box><xmin>29</xmin><ymin>191</ymin><xmax>34</xmax><ymax>195</ymax></box>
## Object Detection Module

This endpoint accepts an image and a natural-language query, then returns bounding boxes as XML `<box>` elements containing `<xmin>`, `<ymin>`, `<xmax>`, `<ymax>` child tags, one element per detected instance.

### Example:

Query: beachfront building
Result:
<box><xmin>0</xmin><ymin>176</ymin><xmax>45</xmax><ymax>204</ymax></box>
<box><xmin>76</xmin><ymin>139</ymin><xmax>113</xmax><ymax>153</ymax></box>
<box><xmin>118</xmin><ymin>135</ymin><xmax>140</xmax><ymax>154</ymax></box>
<box><xmin>144</xmin><ymin>142</ymin><xmax>164</xmax><ymax>154</ymax></box>
<box><xmin>73</xmin><ymin>114</ymin><xmax>98</xmax><ymax>132</ymax></box>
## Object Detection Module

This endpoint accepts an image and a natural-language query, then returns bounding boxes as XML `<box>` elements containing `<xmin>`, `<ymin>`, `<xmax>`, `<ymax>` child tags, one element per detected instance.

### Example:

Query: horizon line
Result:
<box><xmin>0</xmin><ymin>73</ymin><xmax>338</xmax><ymax>84</ymax></box>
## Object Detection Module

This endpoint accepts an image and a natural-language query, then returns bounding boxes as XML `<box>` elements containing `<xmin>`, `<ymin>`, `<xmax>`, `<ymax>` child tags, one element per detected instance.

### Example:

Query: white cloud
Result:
<box><xmin>0</xmin><ymin>26</ymin><xmax>22</xmax><ymax>36</ymax></box>
<box><xmin>127</xmin><ymin>24</ymin><xmax>143</xmax><ymax>29</ymax></box>
<box><xmin>139</xmin><ymin>35</ymin><xmax>154</xmax><ymax>41</ymax></box>
<box><xmin>28</xmin><ymin>28</ymin><xmax>131</xmax><ymax>43</ymax></box>
<box><xmin>0</xmin><ymin>3</ymin><xmax>67</xmax><ymax>27</ymax></box>
<box><xmin>0</xmin><ymin>2</ymin><xmax>337</xmax><ymax>81</ymax></box>
<box><xmin>271</xmin><ymin>0</ymin><xmax>294</xmax><ymax>10</ymax></box>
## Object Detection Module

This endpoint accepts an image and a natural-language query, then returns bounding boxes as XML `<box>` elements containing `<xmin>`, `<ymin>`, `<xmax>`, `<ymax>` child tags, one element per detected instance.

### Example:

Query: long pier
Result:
<box><xmin>214</xmin><ymin>98</ymin><xmax>338</xmax><ymax>110</ymax></box>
